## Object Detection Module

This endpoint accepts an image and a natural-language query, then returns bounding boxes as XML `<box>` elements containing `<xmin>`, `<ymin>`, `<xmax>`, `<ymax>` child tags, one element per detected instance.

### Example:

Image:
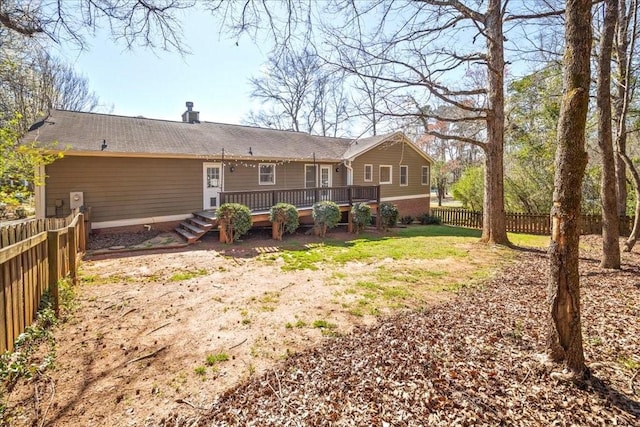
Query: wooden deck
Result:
<box><xmin>175</xmin><ymin>185</ymin><xmax>381</xmax><ymax>243</ymax></box>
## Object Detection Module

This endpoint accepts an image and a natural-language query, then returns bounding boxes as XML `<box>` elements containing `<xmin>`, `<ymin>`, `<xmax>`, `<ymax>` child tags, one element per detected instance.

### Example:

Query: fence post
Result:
<box><xmin>47</xmin><ymin>230</ymin><xmax>60</xmax><ymax>316</ymax></box>
<box><xmin>68</xmin><ymin>224</ymin><xmax>77</xmax><ymax>286</ymax></box>
<box><xmin>78</xmin><ymin>213</ymin><xmax>86</xmax><ymax>253</ymax></box>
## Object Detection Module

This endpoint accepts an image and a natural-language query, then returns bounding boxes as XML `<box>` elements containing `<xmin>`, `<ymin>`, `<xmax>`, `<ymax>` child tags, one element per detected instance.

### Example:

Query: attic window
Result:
<box><xmin>259</xmin><ymin>163</ymin><xmax>276</xmax><ymax>185</ymax></box>
<box><xmin>379</xmin><ymin>165</ymin><xmax>392</xmax><ymax>184</ymax></box>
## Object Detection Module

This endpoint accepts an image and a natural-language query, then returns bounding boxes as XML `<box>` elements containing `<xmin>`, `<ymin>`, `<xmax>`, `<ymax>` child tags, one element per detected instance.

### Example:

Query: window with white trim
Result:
<box><xmin>379</xmin><ymin>165</ymin><xmax>392</xmax><ymax>184</ymax></box>
<box><xmin>259</xmin><ymin>163</ymin><xmax>276</xmax><ymax>185</ymax></box>
<box><xmin>364</xmin><ymin>164</ymin><xmax>373</xmax><ymax>182</ymax></box>
<box><xmin>400</xmin><ymin>165</ymin><xmax>408</xmax><ymax>186</ymax></box>
<box><xmin>421</xmin><ymin>166</ymin><xmax>430</xmax><ymax>186</ymax></box>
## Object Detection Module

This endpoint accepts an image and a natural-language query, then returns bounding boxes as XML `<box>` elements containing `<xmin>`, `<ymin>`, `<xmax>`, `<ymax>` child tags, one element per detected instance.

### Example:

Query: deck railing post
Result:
<box><xmin>348</xmin><ymin>186</ymin><xmax>353</xmax><ymax>207</ymax></box>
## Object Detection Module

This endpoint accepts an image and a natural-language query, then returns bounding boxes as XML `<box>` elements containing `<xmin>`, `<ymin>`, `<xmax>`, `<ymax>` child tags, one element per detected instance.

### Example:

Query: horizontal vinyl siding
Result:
<box><xmin>46</xmin><ymin>156</ymin><xmax>202</xmax><ymax>223</ymax></box>
<box><xmin>352</xmin><ymin>140</ymin><xmax>430</xmax><ymax>199</ymax></box>
<box><xmin>224</xmin><ymin>161</ymin><xmax>346</xmax><ymax>191</ymax></box>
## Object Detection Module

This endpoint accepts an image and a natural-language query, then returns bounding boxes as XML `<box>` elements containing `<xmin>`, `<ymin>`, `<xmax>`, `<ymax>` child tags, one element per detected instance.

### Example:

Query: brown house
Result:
<box><xmin>24</xmin><ymin>105</ymin><xmax>433</xmax><ymax>232</ymax></box>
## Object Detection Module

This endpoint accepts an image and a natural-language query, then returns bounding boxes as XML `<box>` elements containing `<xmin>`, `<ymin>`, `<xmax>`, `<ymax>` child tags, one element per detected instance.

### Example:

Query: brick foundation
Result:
<box><xmin>378</xmin><ymin>197</ymin><xmax>431</xmax><ymax>218</ymax></box>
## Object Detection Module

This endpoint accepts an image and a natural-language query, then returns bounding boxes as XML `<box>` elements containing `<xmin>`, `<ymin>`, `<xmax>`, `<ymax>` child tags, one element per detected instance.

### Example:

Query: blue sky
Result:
<box><xmin>55</xmin><ymin>10</ymin><xmax>270</xmax><ymax>125</ymax></box>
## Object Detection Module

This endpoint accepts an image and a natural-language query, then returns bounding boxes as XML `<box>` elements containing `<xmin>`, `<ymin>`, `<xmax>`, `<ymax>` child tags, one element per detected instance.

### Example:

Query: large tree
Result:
<box><xmin>596</xmin><ymin>0</ymin><xmax>621</xmax><ymax>269</ymax></box>
<box><xmin>548</xmin><ymin>0</ymin><xmax>592</xmax><ymax>377</ymax></box>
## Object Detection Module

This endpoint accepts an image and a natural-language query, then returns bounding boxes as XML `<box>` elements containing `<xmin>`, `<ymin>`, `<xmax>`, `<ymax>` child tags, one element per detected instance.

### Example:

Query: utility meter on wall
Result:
<box><xmin>69</xmin><ymin>192</ymin><xmax>84</xmax><ymax>210</ymax></box>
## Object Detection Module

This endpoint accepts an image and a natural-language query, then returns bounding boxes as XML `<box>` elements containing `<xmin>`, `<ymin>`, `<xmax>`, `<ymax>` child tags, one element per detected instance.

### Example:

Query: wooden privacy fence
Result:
<box><xmin>0</xmin><ymin>212</ymin><xmax>85</xmax><ymax>352</ymax></box>
<box><xmin>431</xmin><ymin>207</ymin><xmax>635</xmax><ymax>236</ymax></box>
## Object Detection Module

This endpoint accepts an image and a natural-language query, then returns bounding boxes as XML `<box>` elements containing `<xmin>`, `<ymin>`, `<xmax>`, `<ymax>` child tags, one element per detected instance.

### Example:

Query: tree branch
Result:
<box><xmin>427</xmin><ymin>130</ymin><xmax>486</xmax><ymax>148</ymax></box>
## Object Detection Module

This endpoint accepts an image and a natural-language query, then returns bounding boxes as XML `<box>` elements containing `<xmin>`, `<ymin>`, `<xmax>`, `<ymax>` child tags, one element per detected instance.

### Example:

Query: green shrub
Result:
<box><xmin>350</xmin><ymin>202</ymin><xmax>372</xmax><ymax>233</ymax></box>
<box><xmin>217</xmin><ymin>203</ymin><xmax>252</xmax><ymax>243</ymax></box>
<box><xmin>419</xmin><ymin>213</ymin><xmax>442</xmax><ymax>225</ymax></box>
<box><xmin>379</xmin><ymin>202</ymin><xmax>399</xmax><ymax>230</ymax></box>
<box><xmin>269</xmin><ymin>203</ymin><xmax>299</xmax><ymax>240</ymax></box>
<box><xmin>312</xmin><ymin>201</ymin><xmax>340</xmax><ymax>237</ymax></box>
<box><xmin>451</xmin><ymin>166</ymin><xmax>484</xmax><ymax>211</ymax></box>
<box><xmin>400</xmin><ymin>215</ymin><xmax>414</xmax><ymax>225</ymax></box>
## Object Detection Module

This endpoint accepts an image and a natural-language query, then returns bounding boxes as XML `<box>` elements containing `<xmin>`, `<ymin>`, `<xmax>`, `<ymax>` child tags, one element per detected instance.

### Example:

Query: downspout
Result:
<box><xmin>344</xmin><ymin>160</ymin><xmax>353</xmax><ymax>186</ymax></box>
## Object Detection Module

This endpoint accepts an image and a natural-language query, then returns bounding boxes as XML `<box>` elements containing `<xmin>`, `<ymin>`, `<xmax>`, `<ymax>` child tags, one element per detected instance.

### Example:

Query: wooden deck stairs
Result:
<box><xmin>174</xmin><ymin>210</ymin><xmax>218</xmax><ymax>244</ymax></box>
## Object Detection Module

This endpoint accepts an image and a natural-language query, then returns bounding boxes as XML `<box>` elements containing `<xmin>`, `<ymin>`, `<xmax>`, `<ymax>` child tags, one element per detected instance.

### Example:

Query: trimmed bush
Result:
<box><xmin>312</xmin><ymin>201</ymin><xmax>340</xmax><ymax>237</ymax></box>
<box><xmin>350</xmin><ymin>202</ymin><xmax>372</xmax><ymax>234</ymax></box>
<box><xmin>217</xmin><ymin>203</ymin><xmax>252</xmax><ymax>243</ymax></box>
<box><xmin>419</xmin><ymin>213</ymin><xmax>442</xmax><ymax>225</ymax></box>
<box><xmin>400</xmin><ymin>215</ymin><xmax>414</xmax><ymax>225</ymax></box>
<box><xmin>379</xmin><ymin>202</ymin><xmax>399</xmax><ymax>230</ymax></box>
<box><xmin>269</xmin><ymin>203</ymin><xmax>299</xmax><ymax>240</ymax></box>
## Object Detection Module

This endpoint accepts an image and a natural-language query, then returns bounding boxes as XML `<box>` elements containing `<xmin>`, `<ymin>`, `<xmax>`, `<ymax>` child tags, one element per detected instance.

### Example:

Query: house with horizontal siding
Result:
<box><xmin>24</xmin><ymin>104</ymin><xmax>433</xmax><ymax>231</ymax></box>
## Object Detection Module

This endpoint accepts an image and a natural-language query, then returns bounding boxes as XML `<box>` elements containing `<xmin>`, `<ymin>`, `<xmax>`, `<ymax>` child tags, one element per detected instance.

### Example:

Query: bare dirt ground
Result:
<box><xmin>5</xmin><ymin>231</ymin><xmax>639</xmax><ymax>426</ymax></box>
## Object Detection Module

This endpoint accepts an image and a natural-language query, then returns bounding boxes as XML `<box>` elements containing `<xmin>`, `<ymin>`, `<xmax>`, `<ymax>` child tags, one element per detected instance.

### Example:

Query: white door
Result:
<box><xmin>320</xmin><ymin>165</ymin><xmax>332</xmax><ymax>187</ymax></box>
<box><xmin>203</xmin><ymin>163</ymin><xmax>222</xmax><ymax>210</ymax></box>
<box><xmin>319</xmin><ymin>165</ymin><xmax>332</xmax><ymax>200</ymax></box>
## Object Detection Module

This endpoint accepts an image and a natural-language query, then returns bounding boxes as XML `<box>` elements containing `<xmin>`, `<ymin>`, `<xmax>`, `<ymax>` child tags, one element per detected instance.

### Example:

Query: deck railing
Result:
<box><xmin>220</xmin><ymin>185</ymin><xmax>380</xmax><ymax>212</ymax></box>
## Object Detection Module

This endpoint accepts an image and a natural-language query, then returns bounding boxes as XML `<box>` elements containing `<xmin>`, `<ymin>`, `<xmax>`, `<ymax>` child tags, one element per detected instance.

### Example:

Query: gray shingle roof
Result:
<box><xmin>24</xmin><ymin>110</ymin><xmax>396</xmax><ymax>162</ymax></box>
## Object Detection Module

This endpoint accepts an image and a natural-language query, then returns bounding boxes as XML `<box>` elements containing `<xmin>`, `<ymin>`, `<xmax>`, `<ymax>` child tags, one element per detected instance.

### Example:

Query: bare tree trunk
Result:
<box><xmin>614</xmin><ymin>0</ymin><xmax>633</xmax><ymax>218</ymax></box>
<box><xmin>480</xmin><ymin>0</ymin><xmax>509</xmax><ymax>245</ymax></box>
<box><xmin>619</xmin><ymin>152</ymin><xmax>640</xmax><ymax>251</ymax></box>
<box><xmin>597</xmin><ymin>0</ymin><xmax>621</xmax><ymax>269</ymax></box>
<box><xmin>548</xmin><ymin>0</ymin><xmax>591</xmax><ymax>377</ymax></box>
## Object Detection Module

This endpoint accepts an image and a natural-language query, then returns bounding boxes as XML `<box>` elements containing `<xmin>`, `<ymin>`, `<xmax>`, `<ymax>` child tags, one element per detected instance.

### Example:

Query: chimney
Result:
<box><xmin>181</xmin><ymin>101</ymin><xmax>200</xmax><ymax>123</ymax></box>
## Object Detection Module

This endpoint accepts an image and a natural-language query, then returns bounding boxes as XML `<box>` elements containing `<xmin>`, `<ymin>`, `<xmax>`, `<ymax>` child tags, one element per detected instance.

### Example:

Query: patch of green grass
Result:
<box><xmin>205</xmin><ymin>353</ymin><xmax>229</xmax><ymax>366</ymax></box>
<box><xmin>618</xmin><ymin>355</ymin><xmax>640</xmax><ymax>371</ymax></box>
<box><xmin>508</xmin><ymin>232</ymin><xmax>549</xmax><ymax>249</ymax></box>
<box><xmin>312</xmin><ymin>319</ymin><xmax>337</xmax><ymax>330</ymax></box>
<box><xmin>194</xmin><ymin>366</ymin><xmax>207</xmax><ymax>376</ymax></box>
<box><xmin>80</xmin><ymin>274</ymin><xmax>98</xmax><ymax>283</ymax></box>
<box><xmin>168</xmin><ymin>268</ymin><xmax>208</xmax><ymax>282</ymax></box>
<box><xmin>239</xmin><ymin>308</ymin><xmax>251</xmax><ymax>325</ymax></box>
<box><xmin>264</xmin><ymin>225</ymin><xmax>484</xmax><ymax>271</ymax></box>
<box><xmin>376</xmin><ymin>268</ymin><xmax>446</xmax><ymax>285</ymax></box>
<box><xmin>260</xmin><ymin>291</ymin><xmax>280</xmax><ymax>303</ymax></box>
<box><xmin>382</xmin><ymin>286</ymin><xmax>410</xmax><ymax>299</ymax></box>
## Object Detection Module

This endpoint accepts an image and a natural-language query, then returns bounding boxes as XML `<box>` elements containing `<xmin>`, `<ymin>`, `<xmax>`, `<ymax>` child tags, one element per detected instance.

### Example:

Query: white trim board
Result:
<box><xmin>91</xmin><ymin>213</ymin><xmax>192</xmax><ymax>230</ymax></box>
<box><xmin>380</xmin><ymin>194</ymin><xmax>430</xmax><ymax>202</ymax></box>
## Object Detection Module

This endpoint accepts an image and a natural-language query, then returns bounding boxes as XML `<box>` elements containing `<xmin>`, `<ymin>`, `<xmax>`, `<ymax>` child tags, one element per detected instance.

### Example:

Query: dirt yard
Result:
<box><xmin>6</xmin><ymin>227</ymin><xmax>473</xmax><ymax>426</ymax></box>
